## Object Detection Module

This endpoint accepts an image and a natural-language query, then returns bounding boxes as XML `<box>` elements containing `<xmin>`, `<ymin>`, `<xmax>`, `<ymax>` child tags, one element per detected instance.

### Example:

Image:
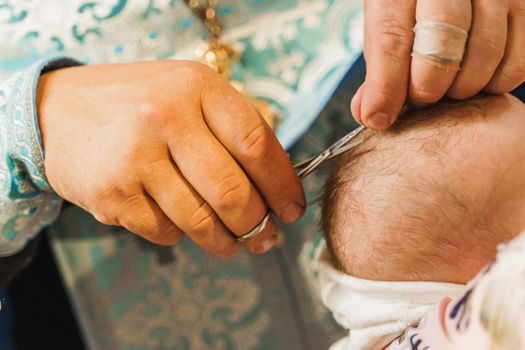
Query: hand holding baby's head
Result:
<box><xmin>322</xmin><ymin>94</ymin><xmax>525</xmax><ymax>284</ymax></box>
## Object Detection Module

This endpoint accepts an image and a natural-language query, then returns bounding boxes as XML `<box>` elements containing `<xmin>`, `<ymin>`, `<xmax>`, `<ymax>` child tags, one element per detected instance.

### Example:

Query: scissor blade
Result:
<box><xmin>329</xmin><ymin>138</ymin><xmax>364</xmax><ymax>159</ymax></box>
<box><xmin>325</xmin><ymin>125</ymin><xmax>366</xmax><ymax>156</ymax></box>
<box><xmin>292</xmin><ymin>125</ymin><xmax>366</xmax><ymax>179</ymax></box>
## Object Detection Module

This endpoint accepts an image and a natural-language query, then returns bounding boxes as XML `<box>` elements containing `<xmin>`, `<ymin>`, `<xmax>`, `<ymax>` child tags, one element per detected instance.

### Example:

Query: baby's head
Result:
<box><xmin>322</xmin><ymin>94</ymin><xmax>525</xmax><ymax>284</ymax></box>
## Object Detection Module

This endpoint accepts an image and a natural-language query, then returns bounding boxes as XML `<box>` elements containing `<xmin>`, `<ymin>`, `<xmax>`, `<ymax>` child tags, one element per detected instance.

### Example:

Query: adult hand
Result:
<box><xmin>36</xmin><ymin>60</ymin><xmax>305</xmax><ymax>257</ymax></box>
<box><xmin>352</xmin><ymin>0</ymin><xmax>525</xmax><ymax>130</ymax></box>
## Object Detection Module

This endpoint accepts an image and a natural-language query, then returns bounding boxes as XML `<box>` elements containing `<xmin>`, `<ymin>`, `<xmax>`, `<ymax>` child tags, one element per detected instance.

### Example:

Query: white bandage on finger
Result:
<box><xmin>412</xmin><ymin>20</ymin><xmax>469</xmax><ymax>69</ymax></box>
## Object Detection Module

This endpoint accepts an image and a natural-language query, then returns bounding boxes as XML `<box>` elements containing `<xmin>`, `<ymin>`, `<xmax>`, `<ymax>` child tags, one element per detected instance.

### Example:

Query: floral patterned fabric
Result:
<box><xmin>0</xmin><ymin>0</ymin><xmax>364</xmax><ymax>348</ymax></box>
<box><xmin>0</xmin><ymin>0</ymin><xmax>363</xmax><ymax>255</ymax></box>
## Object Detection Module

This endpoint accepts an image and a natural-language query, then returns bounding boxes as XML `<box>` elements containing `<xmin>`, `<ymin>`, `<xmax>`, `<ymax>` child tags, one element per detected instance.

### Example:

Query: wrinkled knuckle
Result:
<box><xmin>215</xmin><ymin>175</ymin><xmax>251</xmax><ymax>211</ymax></box>
<box><xmin>376</xmin><ymin>21</ymin><xmax>414</xmax><ymax>62</ymax></box>
<box><xmin>119</xmin><ymin>193</ymin><xmax>144</xmax><ymax>214</ymax></box>
<box><xmin>239</xmin><ymin>124</ymin><xmax>272</xmax><ymax>164</ymax></box>
<box><xmin>188</xmin><ymin>203</ymin><xmax>218</xmax><ymax>238</ymax></box>
<box><xmin>116</xmin><ymin>195</ymin><xmax>151</xmax><ymax>233</ymax></box>
<box><xmin>92</xmin><ymin>183</ymin><xmax>125</xmax><ymax>205</ymax></box>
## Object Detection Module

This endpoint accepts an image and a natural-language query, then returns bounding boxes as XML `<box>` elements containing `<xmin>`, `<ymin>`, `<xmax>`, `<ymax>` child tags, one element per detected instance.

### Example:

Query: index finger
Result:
<box><xmin>200</xmin><ymin>72</ymin><xmax>306</xmax><ymax>224</ymax></box>
<box><xmin>359</xmin><ymin>0</ymin><xmax>416</xmax><ymax>130</ymax></box>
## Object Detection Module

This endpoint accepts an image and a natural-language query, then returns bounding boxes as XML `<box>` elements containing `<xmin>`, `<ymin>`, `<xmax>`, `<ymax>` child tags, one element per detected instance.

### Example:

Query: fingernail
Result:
<box><xmin>365</xmin><ymin>112</ymin><xmax>391</xmax><ymax>130</ymax></box>
<box><xmin>255</xmin><ymin>234</ymin><xmax>277</xmax><ymax>254</ymax></box>
<box><xmin>280</xmin><ymin>203</ymin><xmax>304</xmax><ymax>224</ymax></box>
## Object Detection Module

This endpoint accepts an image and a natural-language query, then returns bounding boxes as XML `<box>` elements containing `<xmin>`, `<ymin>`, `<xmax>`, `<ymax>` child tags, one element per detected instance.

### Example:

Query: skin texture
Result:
<box><xmin>324</xmin><ymin>94</ymin><xmax>525</xmax><ymax>284</ymax></box>
<box><xmin>353</xmin><ymin>0</ymin><xmax>525</xmax><ymax>130</ymax></box>
<box><xmin>36</xmin><ymin>60</ymin><xmax>306</xmax><ymax>258</ymax></box>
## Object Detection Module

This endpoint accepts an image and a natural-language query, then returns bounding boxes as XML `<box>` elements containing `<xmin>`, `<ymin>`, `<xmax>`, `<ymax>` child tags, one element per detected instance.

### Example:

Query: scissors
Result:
<box><xmin>236</xmin><ymin>125</ymin><xmax>366</xmax><ymax>242</ymax></box>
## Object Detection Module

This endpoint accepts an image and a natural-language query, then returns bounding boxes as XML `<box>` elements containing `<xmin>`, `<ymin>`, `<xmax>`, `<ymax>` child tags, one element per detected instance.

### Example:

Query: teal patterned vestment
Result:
<box><xmin>0</xmin><ymin>1</ymin><xmax>364</xmax><ymax>348</ymax></box>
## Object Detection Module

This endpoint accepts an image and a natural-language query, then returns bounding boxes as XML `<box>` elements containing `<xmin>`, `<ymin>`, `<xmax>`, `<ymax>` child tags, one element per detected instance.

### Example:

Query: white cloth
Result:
<box><xmin>318</xmin><ymin>244</ymin><xmax>466</xmax><ymax>350</ymax></box>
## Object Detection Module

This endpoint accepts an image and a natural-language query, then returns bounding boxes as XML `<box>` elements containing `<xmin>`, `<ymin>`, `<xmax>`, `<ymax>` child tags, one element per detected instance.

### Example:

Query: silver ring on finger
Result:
<box><xmin>236</xmin><ymin>212</ymin><xmax>271</xmax><ymax>242</ymax></box>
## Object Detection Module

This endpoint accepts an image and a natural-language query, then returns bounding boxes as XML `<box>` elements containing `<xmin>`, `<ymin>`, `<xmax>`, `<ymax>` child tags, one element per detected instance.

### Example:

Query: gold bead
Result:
<box><xmin>205</xmin><ymin>8</ymin><xmax>215</xmax><ymax>19</ymax></box>
<box><xmin>211</xmin><ymin>25</ymin><xmax>221</xmax><ymax>37</ymax></box>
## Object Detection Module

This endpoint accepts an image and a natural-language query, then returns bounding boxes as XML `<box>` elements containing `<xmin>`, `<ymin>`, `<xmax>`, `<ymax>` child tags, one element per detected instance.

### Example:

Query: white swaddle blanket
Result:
<box><xmin>317</xmin><ymin>244</ymin><xmax>466</xmax><ymax>350</ymax></box>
